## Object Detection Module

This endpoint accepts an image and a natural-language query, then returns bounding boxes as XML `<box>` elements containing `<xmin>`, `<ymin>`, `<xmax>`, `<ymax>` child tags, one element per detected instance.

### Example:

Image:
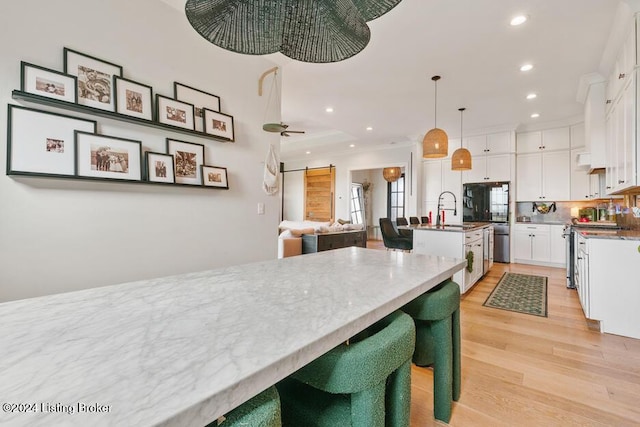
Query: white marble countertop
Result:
<box><xmin>0</xmin><ymin>247</ymin><xmax>465</xmax><ymax>427</ymax></box>
<box><xmin>406</xmin><ymin>223</ymin><xmax>491</xmax><ymax>233</ymax></box>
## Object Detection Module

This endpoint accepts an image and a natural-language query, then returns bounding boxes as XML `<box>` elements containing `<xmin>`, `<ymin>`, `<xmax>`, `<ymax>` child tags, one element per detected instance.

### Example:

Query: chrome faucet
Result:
<box><xmin>436</xmin><ymin>191</ymin><xmax>457</xmax><ymax>226</ymax></box>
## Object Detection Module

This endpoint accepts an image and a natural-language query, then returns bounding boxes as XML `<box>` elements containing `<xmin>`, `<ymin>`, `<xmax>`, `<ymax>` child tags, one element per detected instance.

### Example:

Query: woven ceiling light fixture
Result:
<box><xmin>423</xmin><ymin>75</ymin><xmax>448</xmax><ymax>158</ymax></box>
<box><xmin>184</xmin><ymin>0</ymin><xmax>403</xmax><ymax>63</ymax></box>
<box><xmin>451</xmin><ymin>107</ymin><xmax>472</xmax><ymax>171</ymax></box>
<box><xmin>383</xmin><ymin>167</ymin><xmax>402</xmax><ymax>183</ymax></box>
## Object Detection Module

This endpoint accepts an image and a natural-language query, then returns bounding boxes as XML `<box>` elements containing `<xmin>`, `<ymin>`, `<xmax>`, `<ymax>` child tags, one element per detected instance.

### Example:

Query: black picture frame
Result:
<box><xmin>166</xmin><ymin>138</ymin><xmax>205</xmax><ymax>185</ymax></box>
<box><xmin>145</xmin><ymin>151</ymin><xmax>175</xmax><ymax>184</ymax></box>
<box><xmin>174</xmin><ymin>82</ymin><xmax>220</xmax><ymax>132</ymax></box>
<box><xmin>7</xmin><ymin>105</ymin><xmax>97</xmax><ymax>177</ymax></box>
<box><xmin>20</xmin><ymin>61</ymin><xmax>78</xmax><ymax>103</ymax></box>
<box><xmin>201</xmin><ymin>165</ymin><xmax>229</xmax><ymax>189</ymax></box>
<box><xmin>75</xmin><ymin>131</ymin><xmax>142</xmax><ymax>181</ymax></box>
<box><xmin>156</xmin><ymin>94</ymin><xmax>196</xmax><ymax>131</ymax></box>
<box><xmin>114</xmin><ymin>76</ymin><xmax>153</xmax><ymax>121</ymax></box>
<box><xmin>203</xmin><ymin>108</ymin><xmax>234</xmax><ymax>141</ymax></box>
<box><xmin>63</xmin><ymin>47</ymin><xmax>123</xmax><ymax>112</ymax></box>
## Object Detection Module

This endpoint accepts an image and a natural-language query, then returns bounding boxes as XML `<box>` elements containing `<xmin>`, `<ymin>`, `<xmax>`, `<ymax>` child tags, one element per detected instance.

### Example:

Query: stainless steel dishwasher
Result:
<box><xmin>493</xmin><ymin>223</ymin><xmax>510</xmax><ymax>263</ymax></box>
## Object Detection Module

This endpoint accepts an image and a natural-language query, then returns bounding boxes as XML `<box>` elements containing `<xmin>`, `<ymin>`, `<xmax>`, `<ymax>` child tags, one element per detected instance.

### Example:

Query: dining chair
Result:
<box><xmin>421</xmin><ymin>216</ymin><xmax>429</xmax><ymax>225</ymax></box>
<box><xmin>409</xmin><ymin>216</ymin><xmax>420</xmax><ymax>225</ymax></box>
<box><xmin>207</xmin><ymin>386</ymin><xmax>281</xmax><ymax>427</ymax></box>
<box><xmin>396</xmin><ymin>217</ymin><xmax>409</xmax><ymax>226</ymax></box>
<box><xmin>379</xmin><ymin>218</ymin><xmax>413</xmax><ymax>252</ymax></box>
<box><xmin>277</xmin><ymin>310</ymin><xmax>415</xmax><ymax>427</ymax></box>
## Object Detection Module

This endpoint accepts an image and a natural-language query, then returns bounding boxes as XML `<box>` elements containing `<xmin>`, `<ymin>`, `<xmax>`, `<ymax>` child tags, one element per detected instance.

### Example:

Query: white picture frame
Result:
<box><xmin>145</xmin><ymin>152</ymin><xmax>175</xmax><ymax>184</ymax></box>
<box><xmin>114</xmin><ymin>76</ymin><xmax>153</xmax><ymax>121</ymax></box>
<box><xmin>203</xmin><ymin>108</ymin><xmax>234</xmax><ymax>141</ymax></box>
<box><xmin>166</xmin><ymin>138</ymin><xmax>204</xmax><ymax>185</ymax></box>
<box><xmin>156</xmin><ymin>95</ymin><xmax>195</xmax><ymax>130</ymax></box>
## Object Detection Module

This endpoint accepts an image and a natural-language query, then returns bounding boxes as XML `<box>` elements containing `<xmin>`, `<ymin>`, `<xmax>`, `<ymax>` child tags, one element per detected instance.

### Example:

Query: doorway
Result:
<box><xmin>304</xmin><ymin>167</ymin><xmax>335</xmax><ymax>222</ymax></box>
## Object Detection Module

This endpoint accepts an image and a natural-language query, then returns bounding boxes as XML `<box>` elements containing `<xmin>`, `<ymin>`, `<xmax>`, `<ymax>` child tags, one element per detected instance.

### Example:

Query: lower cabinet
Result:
<box><xmin>413</xmin><ymin>227</ymin><xmax>487</xmax><ymax>294</ymax></box>
<box><xmin>576</xmin><ymin>234</ymin><xmax>640</xmax><ymax>339</ymax></box>
<box><xmin>513</xmin><ymin>224</ymin><xmax>565</xmax><ymax>267</ymax></box>
<box><xmin>301</xmin><ymin>230</ymin><xmax>367</xmax><ymax>254</ymax></box>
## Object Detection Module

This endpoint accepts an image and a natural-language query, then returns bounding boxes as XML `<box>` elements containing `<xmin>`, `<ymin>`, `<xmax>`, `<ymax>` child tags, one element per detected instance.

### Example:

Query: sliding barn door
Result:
<box><xmin>304</xmin><ymin>167</ymin><xmax>335</xmax><ymax>222</ymax></box>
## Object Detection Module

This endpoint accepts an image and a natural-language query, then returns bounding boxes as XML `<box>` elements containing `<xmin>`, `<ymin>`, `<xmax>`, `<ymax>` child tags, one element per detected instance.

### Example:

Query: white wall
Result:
<box><xmin>0</xmin><ymin>0</ymin><xmax>281</xmax><ymax>302</ymax></box>
<box><xmin>282</xmin><ymin>143</ymin><xmax>420</xmax><ymax>222</ymax></box>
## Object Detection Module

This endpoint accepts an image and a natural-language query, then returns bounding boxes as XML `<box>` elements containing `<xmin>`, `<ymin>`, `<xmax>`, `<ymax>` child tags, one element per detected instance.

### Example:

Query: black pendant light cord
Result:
<box><xmin>459</xmin><ymin>107</ymin><xmax>465</xmax><ymax>148</ymax></box>
<box><xmin>432</xmin><ymin>75</ymin><xmax>440</xmax><ymax>128</ymax></box>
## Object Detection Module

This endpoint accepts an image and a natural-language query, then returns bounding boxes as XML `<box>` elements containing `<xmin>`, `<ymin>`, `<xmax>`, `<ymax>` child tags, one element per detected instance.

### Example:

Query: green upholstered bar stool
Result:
<box><xmin>207</xmin><ymin>386</ymin><xmax>281</xmax><ymax>427</ymax></box>
<box><xmin>276</xmin><ymin>310</ymin><xmax>415</xmax><ymax>427</ymax></box>
<box><xmin>401</xmin><ymin>279</ymin><xmax>461</xmax><ymax>423</ymax></box>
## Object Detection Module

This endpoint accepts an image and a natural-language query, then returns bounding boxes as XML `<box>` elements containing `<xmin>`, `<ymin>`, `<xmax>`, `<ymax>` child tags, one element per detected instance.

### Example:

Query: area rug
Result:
<box><xmin>483</xmin><ymin>272</ymin><xmax>548</xmax><ymax>317</ymax></box>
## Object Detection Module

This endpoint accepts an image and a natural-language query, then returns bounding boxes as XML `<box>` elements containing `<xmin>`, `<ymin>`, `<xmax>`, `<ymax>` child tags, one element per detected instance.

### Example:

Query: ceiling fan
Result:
<box><xmin>263</xmin><ymin>122</ymin><xmax>306</xmax><ymax>137</ymax></box>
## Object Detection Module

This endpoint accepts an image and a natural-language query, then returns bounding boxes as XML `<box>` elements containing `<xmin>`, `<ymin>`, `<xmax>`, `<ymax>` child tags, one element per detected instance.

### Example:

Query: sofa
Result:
<box><xmin>277</xmin><ymin>220</ymin><xmax>365</xmax><ymax>258</ymax></box>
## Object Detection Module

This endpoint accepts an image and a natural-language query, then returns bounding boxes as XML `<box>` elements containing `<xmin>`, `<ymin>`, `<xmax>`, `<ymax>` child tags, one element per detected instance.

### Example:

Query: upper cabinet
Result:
<box><xmin>517</xmin><ymin>128</ymin><xmax>570</xmax><ymax>153</ymax></box>
<box><xmin>462</xmin><ymin>131</ymin><xmax>514</xmax><ymax>184</ymax></box>
<box><xmin>604</xmin><ymin>14</ymin><xmax>640</xmax><ymax>194</ymax></box>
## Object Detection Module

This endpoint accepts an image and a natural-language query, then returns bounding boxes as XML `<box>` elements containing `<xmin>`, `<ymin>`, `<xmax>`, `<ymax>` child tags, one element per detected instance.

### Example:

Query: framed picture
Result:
<box><xmin>75</xmin><ymin>131</ymin><xmax>142</xmax><ymax>181</ymax></box>
<box><xmin>114</xmin><ymin>76</ymin><xmax>153</xmax><ymax>121</ymax></box>
<box><xmin>7</xmin><ymin>105</ymin><xmax>97</xmax><ymax>176</ymax></box>
<box><xmin>63</xmin><ymin>47</ymin><xmax>123</xmax><ymax>111</ymax></box>
<box><xmin>156</xmin><ymin>94</ymin><xmax>195</xmax><ymax>130</ymax></box>
<box><xmin>174</xmin><ymin>82</ymin><xmax>220</xmax><ymax>132</ymax></box>
<box><xmin>145</xmin><ymin>152</ymin><xmax>175</xmax><ymax>184</ymax></box>
<box><xmin>204</xmin><ymin>108</ymin><xmax>234</xmax><ymax>141</ymax></box>
<box><xmin>201</xmin><ymin>165</ymin><xmax>229</xmax><ymax>189</ymax></box>
<box><xmin>166</xmin><ymin>138</ymin><xmax>204</xmax><ymax>185</ymax></box>
<box><xmin>20</xmin><ymin>61</ymin><xmax>77</xmax><ymax>103</ymax></box>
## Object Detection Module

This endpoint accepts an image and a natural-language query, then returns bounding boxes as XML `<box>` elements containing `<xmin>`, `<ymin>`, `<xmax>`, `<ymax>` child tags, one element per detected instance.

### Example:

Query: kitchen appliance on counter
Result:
<box><xmin>563</xmin><ymin>222</ymin><xmax>622</xmax><ymax>289</ymax></box>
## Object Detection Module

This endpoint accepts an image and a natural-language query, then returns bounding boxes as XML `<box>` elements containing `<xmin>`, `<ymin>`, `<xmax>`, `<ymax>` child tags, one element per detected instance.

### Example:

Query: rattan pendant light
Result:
<box><xmin>423</xmin><ymin>76</ymin><xmax>448</xmax><ymax>158</ymax></box>
<box><xmin>383</xmin><ymin>166</ymin><xmax>402</xmax><ymax>182</ymax></box>
<box><xmin>451</xmin><ymin>107</ymin><xmax>472</xmax><ymax>171</ymax></box>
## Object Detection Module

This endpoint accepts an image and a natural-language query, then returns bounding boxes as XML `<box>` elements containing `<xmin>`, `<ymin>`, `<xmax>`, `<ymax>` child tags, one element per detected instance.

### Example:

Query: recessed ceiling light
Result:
<box><xmin>366</xmin><ymin>126</ymin><xmax>373</xmax><ymax>131</ymax></box>
<box><xmin>349</xmin><ymin>144</ymin><xmax>355</xmax><ymax>148</ymax></box>
<box><xmin>325</xmin><ymin>107</ymin><xmax>334</xmax><ymax>113</ymax></box>
<box><xmin>306</xmin><ymin>151</ymin><xmax>311</xmax><ymax>154</ymax></box>
<box><xmin>510</xmin><ymin>15</ymin><xmax>527</xmax><ymax>26</ymax></box>
<box><xmin>526</xmin><ymin>93</ymin><xmax>537</xmax><ymax>100</ymax></box>
<box><xmin>530</xmin><ymin>113</ymin><xmax>540</xmax><ymax>118</ymax></box>
<box><xmin>520</xmin><ymin>64</ymin><xmax>533</xmax><ymax>72</ymax></box>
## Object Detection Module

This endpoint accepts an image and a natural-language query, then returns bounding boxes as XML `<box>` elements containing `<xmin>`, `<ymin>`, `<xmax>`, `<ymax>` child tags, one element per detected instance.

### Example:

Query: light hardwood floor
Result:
<box><xmin>367</xmin><ymin>240</ymin><xmax>640</xmax><ymax>426</ymax></box>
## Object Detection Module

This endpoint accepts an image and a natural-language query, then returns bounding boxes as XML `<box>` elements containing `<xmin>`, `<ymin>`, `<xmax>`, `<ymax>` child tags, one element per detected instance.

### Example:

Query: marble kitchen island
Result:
<box><xmin>0</xmin><ymin>247</ymin><xmax>465</xmax><ymax>427</ymax></box>
<box><xmin>412</xmin><ymin>224</ymin><xmax>493</xmax><ymax>293</ymax></box>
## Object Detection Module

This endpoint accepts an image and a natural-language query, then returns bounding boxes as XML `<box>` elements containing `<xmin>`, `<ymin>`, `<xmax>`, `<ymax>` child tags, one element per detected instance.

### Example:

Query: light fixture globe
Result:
<box><xmin>423</xmin><ymin>75</ymin><xmax>448</xmax><ymax>158</ymax></box>
<box><xmin>383</xmin><ymin>167</ymin><xmax>402</xmax><ymax>182</ymax></box>
<box><xmin>423</xmin><ymin>128</ymin><xmax>448</xmax><ymax>158</ymax></box>
<box><xmin>451</xmin><ymin>107</ymin><xmax>472</xmax><ymax>171</ymax></box>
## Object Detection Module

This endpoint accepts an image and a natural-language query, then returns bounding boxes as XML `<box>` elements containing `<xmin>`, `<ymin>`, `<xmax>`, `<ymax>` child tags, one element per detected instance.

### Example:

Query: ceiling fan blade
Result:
<box><xmin>285</xmin><ymin>130</ymin><xmax>305</xmax><ymax>134</ymax></box>
<box><xmin>263</xmin><ymin>123</ymin><xmax>287</xmax><ymax>132</ymax></box>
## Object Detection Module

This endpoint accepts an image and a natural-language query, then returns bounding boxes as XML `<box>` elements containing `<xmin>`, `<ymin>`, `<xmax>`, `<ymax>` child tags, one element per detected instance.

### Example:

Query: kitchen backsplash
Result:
<box><xmin>516</xmin><ymin>195</ymin><xmax>640</xmax><ymax>230</ymax></box>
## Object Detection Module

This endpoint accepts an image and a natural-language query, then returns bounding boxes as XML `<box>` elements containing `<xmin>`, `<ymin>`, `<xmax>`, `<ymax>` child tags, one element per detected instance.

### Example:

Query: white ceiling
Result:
<box><xmin>160</xmin><ymin>0</ymin><xmax>622</xmax><ymax>161</ymax></box>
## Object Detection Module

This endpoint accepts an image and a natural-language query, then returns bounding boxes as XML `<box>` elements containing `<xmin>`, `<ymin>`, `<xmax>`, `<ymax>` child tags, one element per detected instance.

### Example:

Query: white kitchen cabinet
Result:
<box><xmin>577</xmin><ymin>234</ymin><xmax>640</xmax><ymax>339</ymax></box>
<box><xmin>516</xmin><ymin>151</ymin><xmax>570</xmax><ymax>201</ymax></box>
<box><xmin>517</xmin><ymin>128</ymin><xmax>570</xmax><ymax>153</ymax></box>
<box><xmin>413</xmin><ymin>227</ymin><xmax>487</xmax><ymax>293</ymax></box>
<box><xmin>462</xmin><ymin>154</ymin><xmax>511</xmax><ymax>183</ymax></box>
<box><xmin>513</xmin><ymin>224</ymin><xmax>566</xmax><ymax>267</ymax></box>
<box><xmin>464</xmin><ymin>131</ymin><xmax>513</xmax><ymax>156</ymax></box>
<box><xmin>423</xmin><ymin>159</ymin><xmax>462</xmax><ymax>224</ymax></box>
<box><xmin>570</xmin><ymin>149</ymin><xmax>605</xmax><ymax>200</ymax></box>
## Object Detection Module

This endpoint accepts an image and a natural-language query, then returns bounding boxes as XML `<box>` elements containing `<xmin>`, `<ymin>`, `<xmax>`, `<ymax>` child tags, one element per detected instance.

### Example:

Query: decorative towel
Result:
<box><xmin>263</xmin><ymin>144</ymin><xmax>279</xmax><ymax>195</ymax></box>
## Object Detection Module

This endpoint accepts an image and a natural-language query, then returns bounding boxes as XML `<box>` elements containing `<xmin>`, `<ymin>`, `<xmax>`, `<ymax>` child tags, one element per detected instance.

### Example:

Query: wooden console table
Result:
<box><xmin>301</xmin><ymin>230</ymin><xmax>367</xmax><ymax>254</ymax></box>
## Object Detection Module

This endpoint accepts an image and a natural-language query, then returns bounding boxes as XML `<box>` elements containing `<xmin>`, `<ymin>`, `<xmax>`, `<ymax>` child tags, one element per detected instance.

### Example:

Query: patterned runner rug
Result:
<box><xmin>483</xmin><ymin>272</ymin><xmax>548</xmax><ymax>317</ymax></box>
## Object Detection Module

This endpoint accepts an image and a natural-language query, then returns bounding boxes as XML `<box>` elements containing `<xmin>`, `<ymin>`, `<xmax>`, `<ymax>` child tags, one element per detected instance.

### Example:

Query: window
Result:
<box><xmin>350</xmin><ymin>183</ymin><xmax>364</xmax><ymax>224</ymax></box>
<box><xmin>387</xmin><ymin>174</ymin><xmax>405</xmax><ymax>221</ymax></box>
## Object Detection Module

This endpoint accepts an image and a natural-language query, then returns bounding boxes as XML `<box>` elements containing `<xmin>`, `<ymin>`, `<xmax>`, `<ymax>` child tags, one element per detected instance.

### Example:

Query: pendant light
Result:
<box><xmin>423</xmin><ymin>75</ymin><xmax>448</xmax><ymax>158</ymax></box>
<box><xmin>383</xmin><ymin>167</ymin><xmax>402</xmax><ymax>182</ymax></box>
<box><xmin>451</xmin><ymin>107</ymin><xmax>472</xmax><ymax>171</ymax></box>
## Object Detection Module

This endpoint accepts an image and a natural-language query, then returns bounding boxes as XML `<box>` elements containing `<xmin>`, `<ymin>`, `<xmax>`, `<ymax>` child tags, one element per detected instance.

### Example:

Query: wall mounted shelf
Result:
<box><xmin>11</xmin><ymin>90</ymin><xmax>233</xmax><ymax>143</ymax></box>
